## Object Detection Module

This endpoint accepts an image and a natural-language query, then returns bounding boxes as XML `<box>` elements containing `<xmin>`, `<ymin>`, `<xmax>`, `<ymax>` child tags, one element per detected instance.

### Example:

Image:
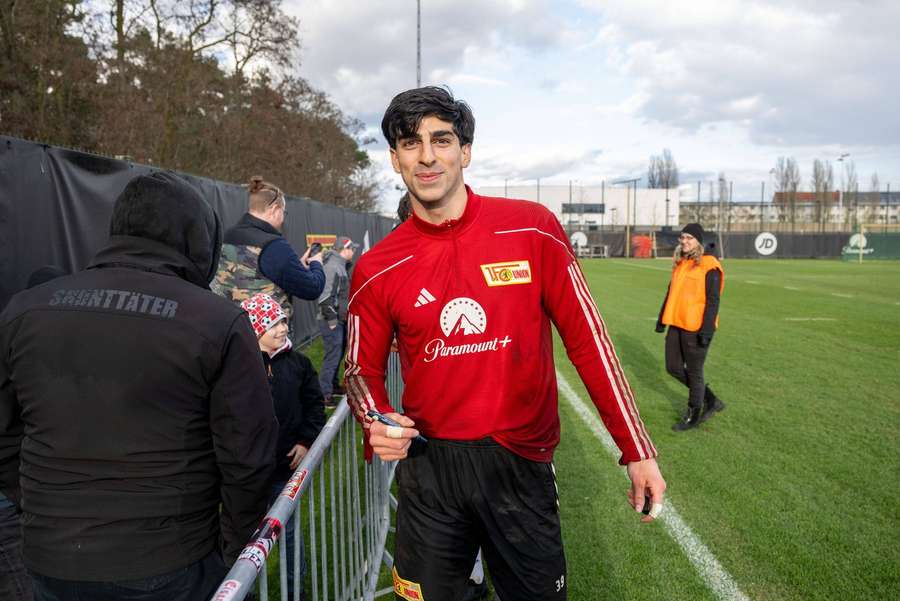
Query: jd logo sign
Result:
<box><xmin>755</xmin><ymin>232</ymin><xmax>778</xmax><ymax>256</ymax></box>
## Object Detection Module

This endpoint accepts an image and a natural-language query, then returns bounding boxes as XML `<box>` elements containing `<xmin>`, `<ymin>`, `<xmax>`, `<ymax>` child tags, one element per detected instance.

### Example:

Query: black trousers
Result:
<box><xmin>29</xmin><ymin>550</ymin><xmax>227</xmax><ymax>601</ymax></box>
<box><xmin>0</xmin><ymin>504</ymin><xmax>32</xmax><ymax>601</ymax></box>
<box><xmin>394</xmin><ymin>438</ymin><xmax>567</xmax><ymax>601</ymax></box>
<box><xmin>664</xmin><ymin>326</ymin><xmax>710</xmax><ymax>410</ymax></box>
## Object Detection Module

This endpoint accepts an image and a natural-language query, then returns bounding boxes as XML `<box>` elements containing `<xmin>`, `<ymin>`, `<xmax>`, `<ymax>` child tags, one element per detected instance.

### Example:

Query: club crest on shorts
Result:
<box><xmin>480</xmin><ymin>260</ymin><xmax>532</xmax><ymax>287</ymax></box>
<box><xmin>392</xmin><ymin>566</ymin><xmax>425</xmax><ymax>600</ymax></box>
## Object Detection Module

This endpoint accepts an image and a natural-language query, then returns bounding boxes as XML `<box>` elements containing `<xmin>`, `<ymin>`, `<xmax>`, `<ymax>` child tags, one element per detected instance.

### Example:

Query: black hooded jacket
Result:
<box><xmin>0</xmin><ymin>172</ymin><xmax>278</xmax><ymax>581</ymax></box>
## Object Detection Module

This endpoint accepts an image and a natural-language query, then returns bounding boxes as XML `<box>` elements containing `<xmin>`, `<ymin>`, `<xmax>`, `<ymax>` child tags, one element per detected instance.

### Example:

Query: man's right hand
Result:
<box><xmin>655</xmin><ymin>322</ymin><xmax>666</xmax><ymax>333</ymax></box>
<box><xmin>300</xmin><ymin>246</ymin><xmax>324</xmax><ymax>267</ymax></box>
<box><xmin>368</xmin><ymin>412</ymin><xmax>420</xmax><ymax>461</ymax></box>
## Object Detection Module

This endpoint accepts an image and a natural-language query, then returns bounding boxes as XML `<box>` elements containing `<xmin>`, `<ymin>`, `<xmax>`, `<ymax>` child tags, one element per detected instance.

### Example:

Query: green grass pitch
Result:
<box><xmin>553</xmin><ymin>258</ymin><xmax>900</xmax><ymax>601</ymax></box>
<box><xmin>272</xmin><ymin>259</ymin><xmax>898</xmax><ymax>601</ymax></box>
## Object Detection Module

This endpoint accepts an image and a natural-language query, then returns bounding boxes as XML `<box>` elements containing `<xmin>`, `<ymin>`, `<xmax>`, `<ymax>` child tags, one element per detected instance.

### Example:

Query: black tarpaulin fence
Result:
<box><xmin>0</xmin><ymin>136</ymin><xmax>396</xmax><ymax>343</ymax></box>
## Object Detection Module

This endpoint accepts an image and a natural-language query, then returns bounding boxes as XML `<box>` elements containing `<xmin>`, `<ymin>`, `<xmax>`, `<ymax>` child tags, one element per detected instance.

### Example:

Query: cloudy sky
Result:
<box><xmin>283</xmin><ymin>0</ymin><xmax>900</xmax><ymax>211</ymax></box>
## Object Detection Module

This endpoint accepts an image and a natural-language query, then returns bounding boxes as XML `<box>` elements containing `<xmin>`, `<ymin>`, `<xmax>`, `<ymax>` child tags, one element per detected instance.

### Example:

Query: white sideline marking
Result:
<box><xmin>784</xmin><ymin>317</ymin><xmax>837</xmax><ymax>322</ymax></box>
<box><xmin>830</xmin><ymin>293</ymin><xmax>854</xmax><ymax>298</ymax></box>
<box><xmin>745</xmin><ymin>280</ymin><xmax>760</xmax><ymax>285</ymax></box>
<box><xmin>557</xmin><ymin>371</ymin><xmax>750</xmax><ymax>601</ymax></box>
<box><xmin>783</xmin><ymin>286</ymin><xmax>802</xmax><ymax>291</ymax></box>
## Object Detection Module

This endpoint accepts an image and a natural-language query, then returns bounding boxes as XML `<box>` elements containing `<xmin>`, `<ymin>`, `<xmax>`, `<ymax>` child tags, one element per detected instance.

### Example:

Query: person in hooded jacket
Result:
<box><xmin>241</xmin><ymin>293</ymin><xmax>325</xmax><ymax>601</ymax></box>
<box><xmin>0</xmin><ymin>171</ymin><xmax>278</xmax><ymax>601</ymax></box>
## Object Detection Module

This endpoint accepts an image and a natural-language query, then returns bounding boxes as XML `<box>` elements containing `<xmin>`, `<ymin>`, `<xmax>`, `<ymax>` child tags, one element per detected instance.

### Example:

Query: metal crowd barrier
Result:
<box><xmin>210</xmin><ymin>353</ymin><xmax>404</xmax><ymax>601</ymax></box>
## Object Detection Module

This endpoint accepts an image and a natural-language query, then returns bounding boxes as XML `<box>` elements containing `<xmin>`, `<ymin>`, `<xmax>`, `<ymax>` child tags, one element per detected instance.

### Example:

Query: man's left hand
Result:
<box><xmin>626</xmin><ymin>458</ymin><xmax>667</xmax><ymax>523</ymax></box>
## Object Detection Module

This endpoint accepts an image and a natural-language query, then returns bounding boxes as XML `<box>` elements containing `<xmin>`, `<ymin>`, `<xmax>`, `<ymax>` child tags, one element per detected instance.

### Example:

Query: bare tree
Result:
<box><xmin>104</xmin><ymin>1</ymin><xmax>297</xmax><ymax>77</ymax></box>
<box><xmin>811</xmin><ymin>159</ymin><xmax>834</xmax><ymax>231</ymax></box>
<box><xmin>840</xmin><ymin>160</ymin><xmax>858</xmax><ymax>229</ymax></box>
<box><xmin>1</xmin><ymin>0</ymin><xmax>380</xmax><ymax>210</ymax></box>
<box><xmin>840</xmin><ymin>159</ymin><xmax>858</xmax><ymax>196</ymax></box>
<box><xmin>774</xmin><ymin>157</ymin><xmax>801</xmax><ymax>232</ymax></box>
<box><xmin>647</xmin><ymin>148</ymin><xmax>679</xmax><ymax>189</ymax></box>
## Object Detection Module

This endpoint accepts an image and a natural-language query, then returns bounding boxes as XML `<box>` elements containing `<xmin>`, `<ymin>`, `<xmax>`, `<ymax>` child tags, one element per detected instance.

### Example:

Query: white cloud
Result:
<box><xmin>284</xmin><ymin>0</ymin><xmax>900</xmax><ymax>210</ymax></box>
<box><xmin>579</xmin><ymin>0</ymin><xmax>900</xmax><ymax>145</ymax></box>
<box><xmin>286</xmin><ymin>0</ymin><xmax>566</xmax><ymax>120</ymax></box>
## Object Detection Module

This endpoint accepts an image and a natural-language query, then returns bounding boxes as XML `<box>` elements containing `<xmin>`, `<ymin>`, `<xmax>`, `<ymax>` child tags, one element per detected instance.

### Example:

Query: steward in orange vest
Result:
<box><xmin>660</xmin><ymin>254</ymin><xmax>724</xmax><ymax>333</ymax></box>
<box><xmin>655</xmin><ymin>223</ymin><xmax>725</xmax><ymax>431</ymax></box>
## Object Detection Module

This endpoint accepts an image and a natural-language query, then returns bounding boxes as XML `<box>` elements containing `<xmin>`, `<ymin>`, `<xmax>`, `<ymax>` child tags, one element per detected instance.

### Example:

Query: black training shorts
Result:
<box><xmin>392</xmin><ymin>437</ymin><xmax>567</xmax><ymax>601</ymax></box>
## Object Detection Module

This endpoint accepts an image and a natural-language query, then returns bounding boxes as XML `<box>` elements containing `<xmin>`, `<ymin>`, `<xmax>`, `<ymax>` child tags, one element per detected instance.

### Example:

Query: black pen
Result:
<box><xmin>366</xmin><ymin>409</ymin><xmax>428</xmax><ymax>444</ymax></box>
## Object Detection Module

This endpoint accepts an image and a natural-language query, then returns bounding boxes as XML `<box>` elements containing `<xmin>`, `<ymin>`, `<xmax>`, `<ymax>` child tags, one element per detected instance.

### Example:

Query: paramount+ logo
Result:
<box><xmin>423</xmin><ymin>297</ymin><xmax>513</xmax><ymax>363</ymax></box>
<box><xmin>481</xmin><ymin>260</ymin><xmax>532</xmax><ymax>287</ymax></box>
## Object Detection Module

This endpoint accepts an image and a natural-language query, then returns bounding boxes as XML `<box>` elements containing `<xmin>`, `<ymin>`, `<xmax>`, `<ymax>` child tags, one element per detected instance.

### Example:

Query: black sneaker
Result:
<box><xmin>460</xmin><ymin>579</ymin><xmax>488</xmax><ymax>601</ymax></box>
<box><xmin>672</xmin><ymin>406</ymin><xmax>702</xmax><ymax>431</ymax></box>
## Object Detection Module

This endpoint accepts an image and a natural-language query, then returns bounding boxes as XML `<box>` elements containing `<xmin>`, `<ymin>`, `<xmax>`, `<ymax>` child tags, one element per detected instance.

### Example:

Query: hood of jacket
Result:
<box><xmin>88</xmin><ymin>235</ymin><xmax>214</xmax><ymax>288</ymax></box>
<box><xmin>104</xmin><ymin>171</ymin><xmax>223</xmax><ymax>288</ymax></box>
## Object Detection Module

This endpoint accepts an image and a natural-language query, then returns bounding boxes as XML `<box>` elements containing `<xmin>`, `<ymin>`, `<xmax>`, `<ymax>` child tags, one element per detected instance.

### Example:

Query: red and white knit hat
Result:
<box><xmin>240</xmin><ymin>293</ymin><xmax>286</xmax><ymax>338</ymax></box>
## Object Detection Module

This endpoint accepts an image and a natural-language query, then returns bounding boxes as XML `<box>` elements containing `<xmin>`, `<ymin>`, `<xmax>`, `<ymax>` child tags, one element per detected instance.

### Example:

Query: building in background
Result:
<box><xmin>472</xmin><ymin>182</ymin><xmax>898</xmax><ymax>235</ymax></box>
<box><xmin>680</xmin><ymin>191</ymin><xmax>900</xmax><ymax>233</ymax></box>
<box><xmin>474</xmin><ymin>184</ymin><xmax>680</xmax><ymax>231</ymax></box>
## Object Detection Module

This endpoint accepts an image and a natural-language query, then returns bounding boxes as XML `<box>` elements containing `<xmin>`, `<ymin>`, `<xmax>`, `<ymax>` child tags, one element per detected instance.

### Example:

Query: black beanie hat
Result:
<box><xmin>681</xmin><ymin>223</ymin><xmax>704</xmax><ymax>244</ymax></box>
<box><xmin>109</xmin><ymin>171</ymin><xmax>222</xmax><ymax>286</ymax></box>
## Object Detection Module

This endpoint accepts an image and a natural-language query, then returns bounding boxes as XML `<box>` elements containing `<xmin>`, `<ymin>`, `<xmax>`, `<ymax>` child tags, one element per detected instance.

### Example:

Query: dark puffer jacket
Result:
<box><xmin>0</xmin><ymin>171</ymin><xmax>278</xmax><ymax>581</ymax></box>
<box><xmin>262</xmin><ymin>348</ymin><xmax>326</xmax><ymax>483</ymax></box>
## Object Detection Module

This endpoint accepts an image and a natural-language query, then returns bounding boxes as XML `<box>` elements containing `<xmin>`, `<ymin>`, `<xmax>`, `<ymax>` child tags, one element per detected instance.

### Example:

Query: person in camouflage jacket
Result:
<box><xmin>212</xmin><ymin>176</ymin><xmax>325</xmax><ymax>326</ymax></box>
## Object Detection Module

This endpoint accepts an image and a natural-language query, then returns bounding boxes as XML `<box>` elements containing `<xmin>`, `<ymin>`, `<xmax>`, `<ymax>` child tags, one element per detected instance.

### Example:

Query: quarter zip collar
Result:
<box><xmin>410</xmin><ymin>185</ymin><xmax>481</xmax><ymax>238</ymax></box>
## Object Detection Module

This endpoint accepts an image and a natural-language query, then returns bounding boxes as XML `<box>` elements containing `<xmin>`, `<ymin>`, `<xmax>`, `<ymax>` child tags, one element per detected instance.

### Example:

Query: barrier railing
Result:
<box><xmin>210</xmin><ymin>353</ymin><xmax>403</xmax><ymax>601</ymax></box>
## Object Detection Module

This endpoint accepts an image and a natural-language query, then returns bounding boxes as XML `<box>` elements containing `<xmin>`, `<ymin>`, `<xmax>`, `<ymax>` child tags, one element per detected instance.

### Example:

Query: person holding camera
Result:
<box><xmin>212</xmin><ymin>176</ymin><xmax>325</xmax><ymax>328</ymax></box>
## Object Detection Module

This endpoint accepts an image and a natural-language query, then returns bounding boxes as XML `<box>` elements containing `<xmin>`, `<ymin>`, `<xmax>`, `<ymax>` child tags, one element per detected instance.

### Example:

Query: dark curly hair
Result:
<box><xmin>381</xmin><ymin>86</ymin><xmax>475</xmax><ymax>149</ymax></box>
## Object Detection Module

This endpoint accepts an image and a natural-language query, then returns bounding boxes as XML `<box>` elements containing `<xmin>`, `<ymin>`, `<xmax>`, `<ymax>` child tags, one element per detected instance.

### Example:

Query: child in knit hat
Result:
<box><xmin>241</xmin><ymin>293</ymin><xmax>325</xmax><ymax>601</ymax></box>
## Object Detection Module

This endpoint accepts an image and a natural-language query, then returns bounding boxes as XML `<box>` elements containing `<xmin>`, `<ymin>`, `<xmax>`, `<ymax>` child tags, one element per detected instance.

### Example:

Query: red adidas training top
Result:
<box><xmin>345</xmin><ymin>187</ymin><xmax>657</xmax><ymax>464</ymax></box>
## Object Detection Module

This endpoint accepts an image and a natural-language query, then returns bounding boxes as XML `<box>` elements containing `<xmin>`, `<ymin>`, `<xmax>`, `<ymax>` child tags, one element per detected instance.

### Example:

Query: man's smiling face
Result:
<box><xmin>390</xmin><ymin>115</ymin><xmax>471</xmax><ymax>207</ymax></box>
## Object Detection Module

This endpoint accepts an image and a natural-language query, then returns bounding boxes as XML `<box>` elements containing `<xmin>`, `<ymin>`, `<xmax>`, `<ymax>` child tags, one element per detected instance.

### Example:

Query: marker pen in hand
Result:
<box><xmin>366</xmin><ymin>410</ymin><xmax>428</xmax><ymax>444</ymax></box>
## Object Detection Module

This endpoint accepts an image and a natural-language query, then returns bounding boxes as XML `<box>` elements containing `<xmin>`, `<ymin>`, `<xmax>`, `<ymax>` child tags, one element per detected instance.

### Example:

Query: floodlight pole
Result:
<box><xmin>416</xmin><ymin>0</ymin><xmax>421</xmax><ymax>87</ymax></box>
<box><xmin>612</xmin><ymin>177</ymin><xmax>640</xmax><ymax>258</ymax></box>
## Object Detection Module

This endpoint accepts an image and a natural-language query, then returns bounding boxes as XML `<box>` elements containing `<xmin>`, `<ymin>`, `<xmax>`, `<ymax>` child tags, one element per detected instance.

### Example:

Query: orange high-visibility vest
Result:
<box><xmin>661</xmin><ymin>254</ymin><xmax>724</xmax><ymax>332</ymax></box>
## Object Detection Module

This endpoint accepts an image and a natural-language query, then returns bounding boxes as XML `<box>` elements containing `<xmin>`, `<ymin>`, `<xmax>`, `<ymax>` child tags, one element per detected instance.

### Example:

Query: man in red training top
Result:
<box><xmin>345</xmin><ymin>86</ymin><xmax>666</xmax><ymax>601</ymax></box>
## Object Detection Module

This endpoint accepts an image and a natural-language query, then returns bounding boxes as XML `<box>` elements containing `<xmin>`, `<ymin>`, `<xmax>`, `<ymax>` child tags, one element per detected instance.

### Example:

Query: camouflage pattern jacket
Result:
<box><xmin>211</xmin><ymin>213</ymin><xmax>294</xmax><ymax>320</ymax></box>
